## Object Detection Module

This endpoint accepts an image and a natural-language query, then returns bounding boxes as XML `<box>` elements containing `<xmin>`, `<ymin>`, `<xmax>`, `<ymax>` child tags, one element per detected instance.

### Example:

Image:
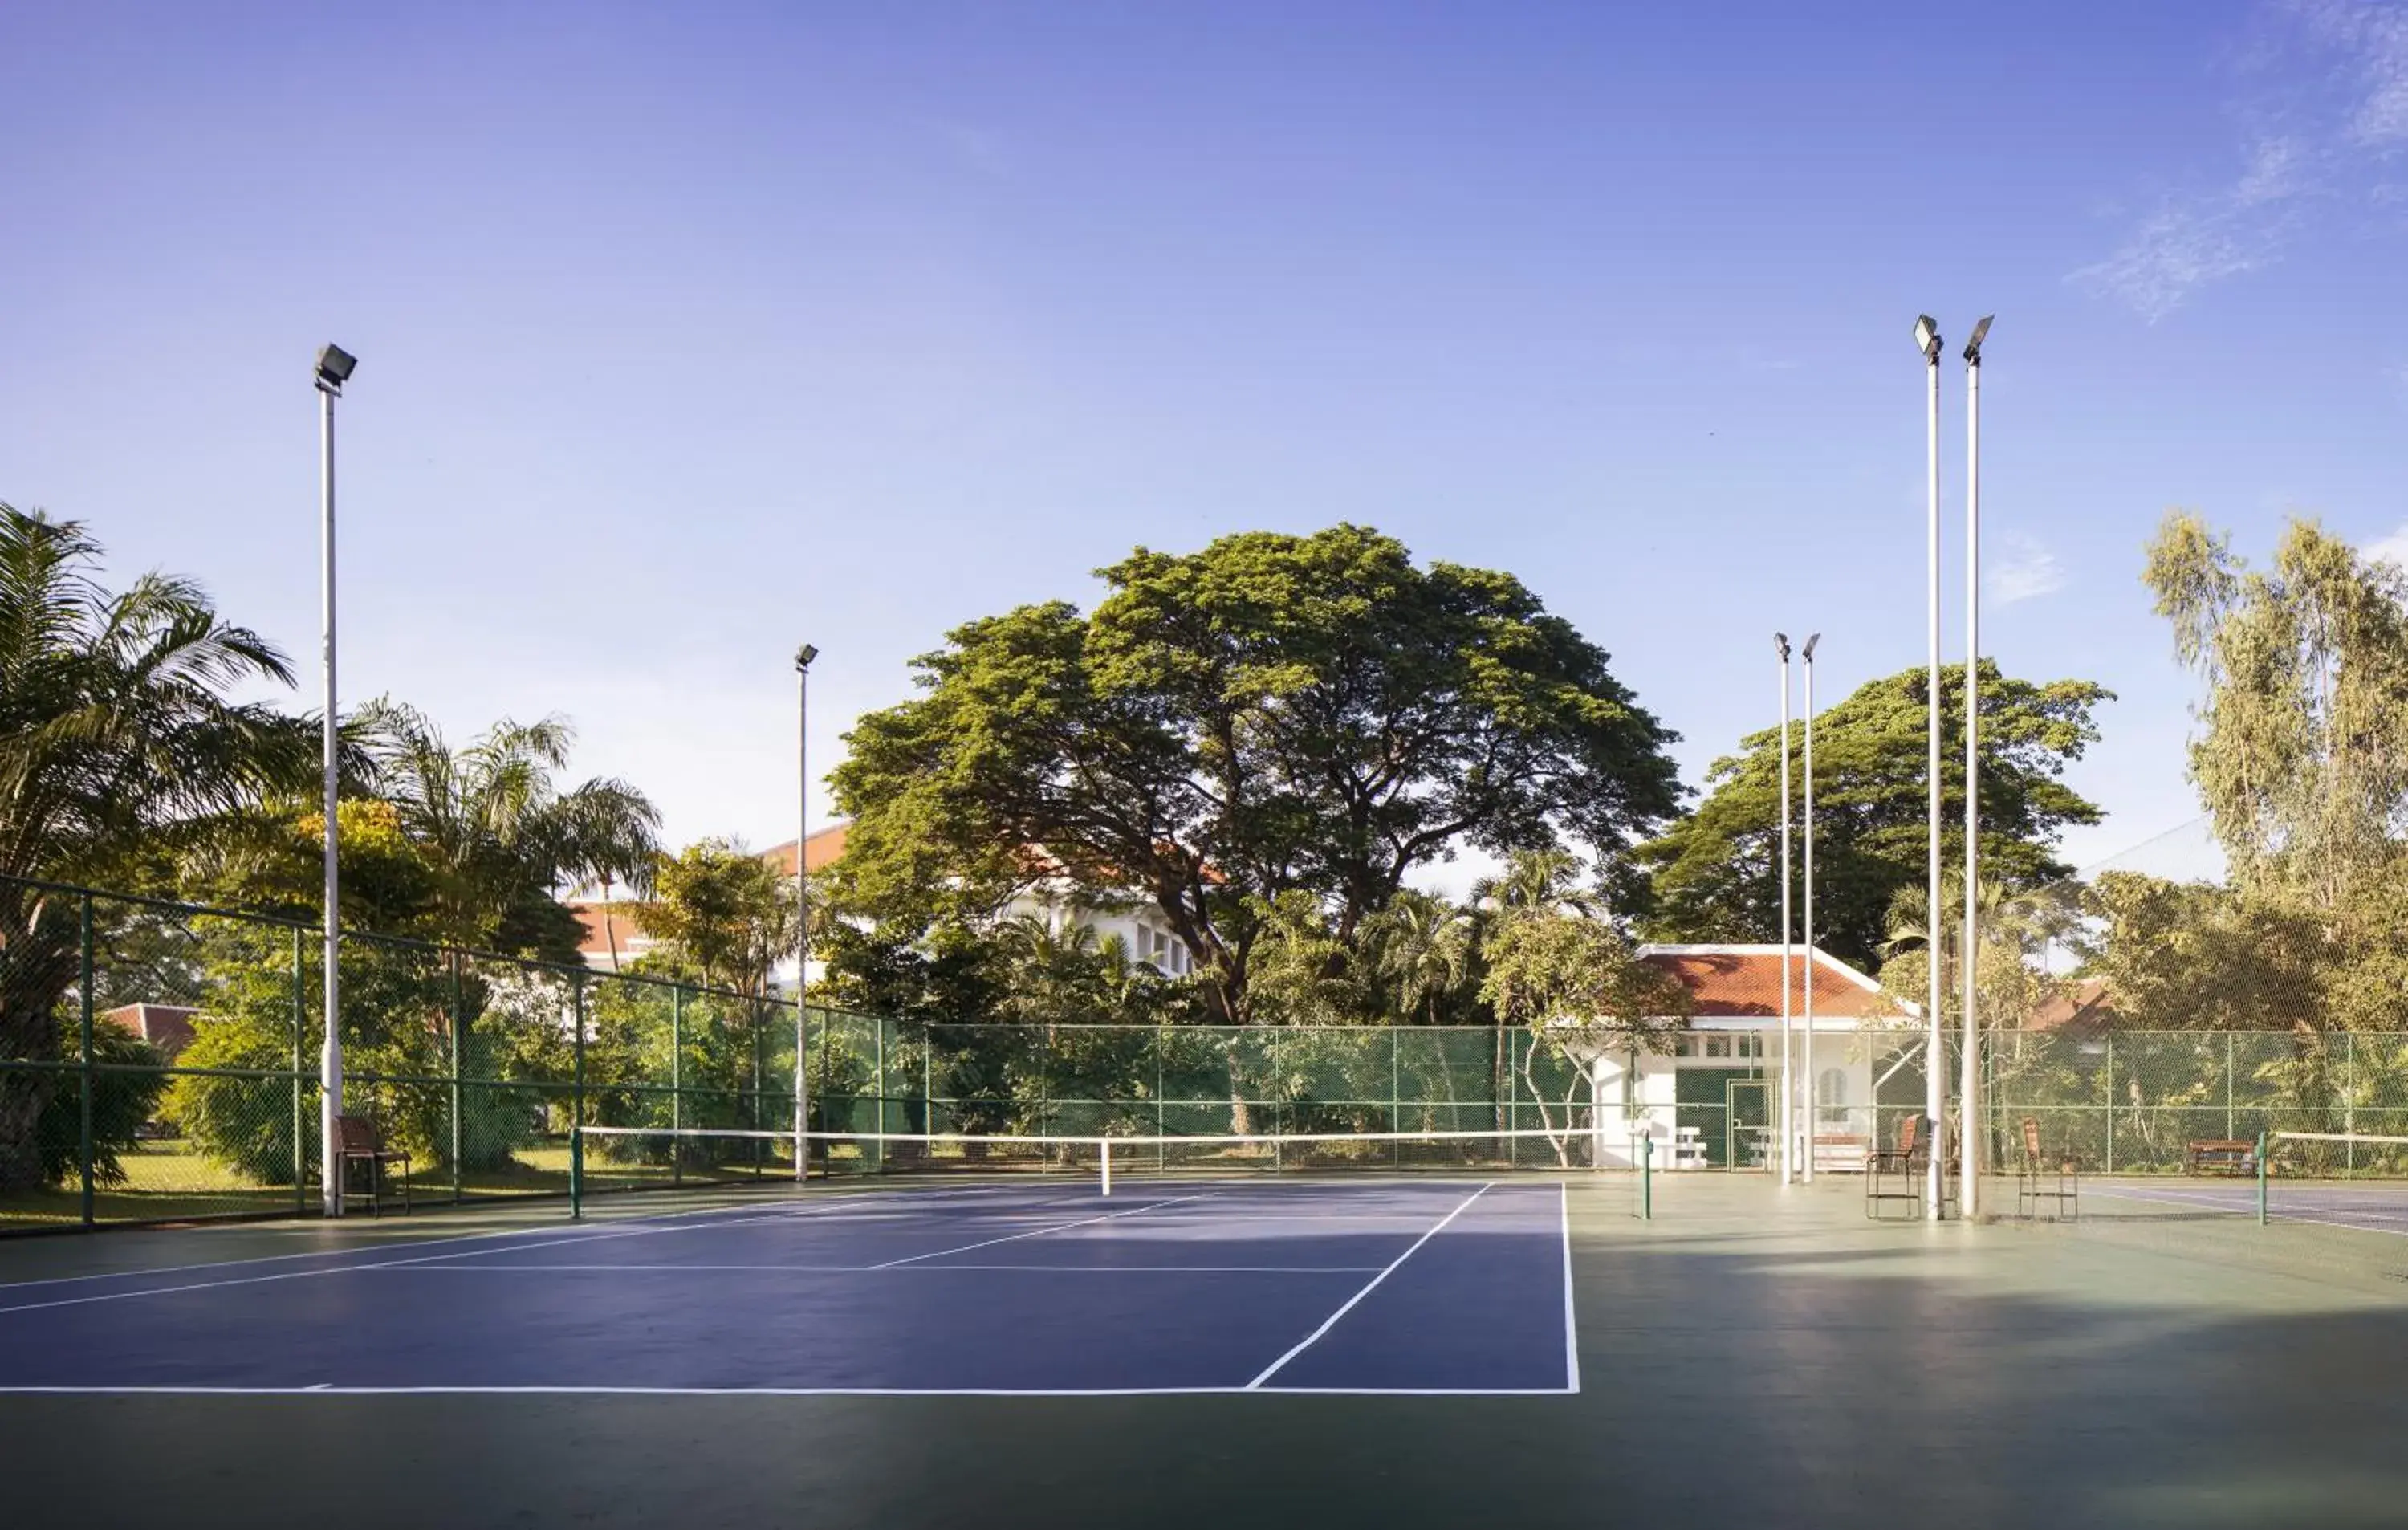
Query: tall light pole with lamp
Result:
<box><xmin>314</xmin><ymin>343</ymin><xmax>356</xmax><ymax>1219</ymax></box>
<box><xmin>1800</xmin><ymin>632</ymin><xmax>1820</xmax><ymax>1182</ymax></box>
<box><xmin>1914</xmin><ymin>314</ymin><xmax>1946</xmax><ymax>1219</ymax></box>
<box><xmin>1775</xmin><ymin>633</ymin><xmax>1794</xmax><ymax>1185</ymax></box>
<box><xmin>794</xmin><ymin>642</ymin><xmax>819</xmax><ymax>1182</ymax></box>
<box><xmin>1960</xmin><ymin>315</ymin><xmax>1993</xmax><ymax>1214</ymax></box>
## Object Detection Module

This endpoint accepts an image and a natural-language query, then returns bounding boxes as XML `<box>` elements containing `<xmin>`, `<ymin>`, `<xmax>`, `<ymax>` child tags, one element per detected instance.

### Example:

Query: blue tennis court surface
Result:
<box><xmin>0</xmin><ymin>1178</ymin><xmax>1574</xmax><ymax>1395</ymax></box>
<box><xmin>2093</xmin><ymin>1178</ymin><xmax>2408</xmax><ymax>1235</ymax></box>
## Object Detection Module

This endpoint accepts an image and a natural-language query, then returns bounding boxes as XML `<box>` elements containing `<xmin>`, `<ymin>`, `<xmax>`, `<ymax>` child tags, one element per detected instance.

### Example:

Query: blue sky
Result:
<box><xmin>5</xmin><ymin>1</ymin><xmax>2404</xmax><ymax>890</ymax></box>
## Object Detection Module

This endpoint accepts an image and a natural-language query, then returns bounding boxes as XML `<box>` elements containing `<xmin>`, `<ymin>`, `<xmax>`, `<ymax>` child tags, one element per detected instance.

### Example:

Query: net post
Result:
<box><xmin>448</xmin><ymin>950</ymin><xmax>463</xmax><ymax>1207</ymax></box>
<box><xmin>77</xmin><ymin>891</ymin><xmax>95</xmax><ymax>1229</ymax></box>
<box><xmin>1642</xmin><ymin>1133</ymin><xmax>1653</xmax><ymax>1221</ymax></box>
<box><xmin>2255</xmin><ymin>1129</ymin><xmax>2268</xmax><ymax>1226</ymax></box>
<box><xmin>571</xmin><ymin>974</ymin><xmax>586</xmax><ymax>1220</ymax></box>
<box><xmin>291</xmin><ymin>925</ymin><xmax>307</xmax><ymax>1215</ymax></box>
<box><xmin>1101</xmin><ymin>1137</ymin><xmax>1112</xmax><ymax>1198</ymax></box>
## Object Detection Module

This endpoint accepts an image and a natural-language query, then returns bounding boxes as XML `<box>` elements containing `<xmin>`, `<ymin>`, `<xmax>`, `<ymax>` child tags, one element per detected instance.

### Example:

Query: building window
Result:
<box><xmin>1817</xmin><ymin>1067</ymin><xmax>1848</xmax><ymax>1127</ymax></box>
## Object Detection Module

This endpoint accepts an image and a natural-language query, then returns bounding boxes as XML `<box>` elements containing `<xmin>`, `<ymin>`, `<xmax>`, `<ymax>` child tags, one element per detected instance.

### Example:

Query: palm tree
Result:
<box><xmin>1362</xmin><ymin>889</ymin><xmax>1473</xmax><ymax>1025</ymax></box>
<box><xmin>356</xmin><ymin>701</ymin><xmax>661</xmax><ymax>958</ymax></box>
<box><xmin>0</xmin><ymin>507</ymin><xmax>317</xmax><ymax>1188</ymax></box>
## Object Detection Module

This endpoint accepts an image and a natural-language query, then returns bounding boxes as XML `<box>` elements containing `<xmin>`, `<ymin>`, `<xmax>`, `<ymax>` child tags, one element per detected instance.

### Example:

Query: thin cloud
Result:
<box><xmin>2363</xmin><ymin>521</ymin><xmax>2408</xmax><ymax>568</ymax></box>
<box><xmin>2074</xmin><ymin>1</ymin><xmax>2408</xmax><ymax>321</ymax></box>
<box><xmin>1987</xmin><ymin>534</ymin><xmax>2069</xmax><ymax>606</ymax></box>
<box><xmin>2069</xmin><ymin>138</ymin><xmax>2307</xmax><ymax>321</ymax></box>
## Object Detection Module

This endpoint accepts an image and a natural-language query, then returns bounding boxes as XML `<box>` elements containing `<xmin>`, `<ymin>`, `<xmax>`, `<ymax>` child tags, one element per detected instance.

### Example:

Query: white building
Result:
<box><xmin>1591</xmin><ymin>944</ymin><xmax>1921</xmax><ymax>1173</ymax></box>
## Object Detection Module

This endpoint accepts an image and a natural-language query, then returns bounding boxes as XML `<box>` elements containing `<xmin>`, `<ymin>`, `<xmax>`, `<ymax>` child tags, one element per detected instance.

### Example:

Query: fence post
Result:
<box><xmin>570</xmin><ymin>973</ymin><xmax>586</xmax><ymax>1220</ymax></box>
<box><xmin>77</xmin><ymin>893</ymin><xmax>95</xmax><ymax>1229</ymax></box>
<box><xmin>872</xmin><ymin>1012</ymin><xmax>885</xmax><ymax>1174</ymax></box>
<box><xmin>750</xmin><ymin>999</ymin><xmax>765</xmax><ymax>1177</ymax></box>
<box><xmin>2104</xmin><ymin>1034</ymin><xmax>2114</xmax><ymax>1176</ymax></box>
<box><xmin>2226</xmin><ymin>1031</ymin><xmax>2235</xmax><ymax>1143</ymax></box>
<box><xmin>670</xmin><ymin>987</ymin><xmax>683</xmax><ymax>1187</ymax></box>
<box><xmin>449</xmin><ymin>952</ymin><xmax>464</xmax><ymax>1205</ymax></box>
<box><xmin>2345</xmin><ymin>1032</ymin><xmax>2355</xmax><ymax>1177</ymax></box>
<box><xmin>1391</xmin><ymin>1027</ymin><xmax>1401</xmax><ymax>1166</ymax></box>
<box><xmin>291</xmin><ymin>925</ymin><xmax>307</xmax><ymax>1214</ymax></box>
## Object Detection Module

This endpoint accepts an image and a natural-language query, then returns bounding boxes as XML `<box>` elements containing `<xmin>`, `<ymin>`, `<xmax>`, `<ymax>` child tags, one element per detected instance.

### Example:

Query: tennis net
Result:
<box><xmin>571</xmin><ymin>1121</ymin><xmax>1657</xmax><ymax>1207</ymax></box>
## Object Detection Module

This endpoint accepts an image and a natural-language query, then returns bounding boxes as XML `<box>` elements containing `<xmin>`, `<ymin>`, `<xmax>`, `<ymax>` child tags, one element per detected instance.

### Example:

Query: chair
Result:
<box><xmin>2015</xmin><ymin>1116</ymin><xmax>2078</xmax><ymax>1221</ymax></box>
<box><xmin>335</xmin><ymin>1114</ymin><xmax>412</xmax><ymax>1217</ymax></box>
<box><xmin>1865</xmin><ymin>1114</ymin><xmax>1933</xmax><ymax>1219</ymax></box>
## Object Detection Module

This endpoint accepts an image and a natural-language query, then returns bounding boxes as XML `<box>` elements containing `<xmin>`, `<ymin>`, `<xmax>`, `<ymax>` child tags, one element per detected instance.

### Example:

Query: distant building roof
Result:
<box><xmin>760</xmin><ymin>822</ymin><xmax>850</xmax><ymax>878</ymax></box>
<box><xmin>1637</xmin><ymin>945</ymin><xmax>1903</xmax><ymax>1020</ymax></box>
<box><xmin>101</xmin><ymin>1003</ymin><xmax>199</xmax><ymax>1060</ymax></box>
<box><xmin>2028</xmin><ymin>977</ymin><xmax>2116</xmax><ymax>1035</ymax></box>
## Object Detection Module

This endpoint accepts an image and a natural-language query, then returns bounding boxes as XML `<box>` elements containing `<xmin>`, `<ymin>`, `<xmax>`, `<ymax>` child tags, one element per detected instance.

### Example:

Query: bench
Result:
<box><xmin>2184</xmin><ymin>1138</ymin><xmax>2255</xmax><ymax>1176</ymax></box>
<box><xmin>1865</xmin><ymin>1114</ymin><xmax>1933</xmax><ymax>1219</ymax></box>
<box><xmin>336</xmin><ymin>1114</ymin><xmax>412</xmax><ymax>1217</ymax></box>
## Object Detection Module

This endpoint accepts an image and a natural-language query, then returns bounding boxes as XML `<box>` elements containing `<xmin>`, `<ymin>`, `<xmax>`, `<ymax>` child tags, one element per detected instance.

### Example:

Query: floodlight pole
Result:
<box><xmin>1775</xmin><ymin>633</ymin><xmax>1794</xmax><ymax>1186</ymax></box>
<box><xmin>1918</xmin><ymin>316</ymin><xmax>1946</xmax><ymax>1220</ymax></box>
<box><xmin>1801</xmin><ymin>633</ymin><xmax>1819</xmax><ymax>1184</ymax></box>
<box><xmin>1961</xmin><ymin>318</ymin><xmax>1991</xmax><ymax>1216</ymax></box>
<box><xmin>315</xmin><ymin>347</ymin><xmax>351</xmax><ymax>1219</ymax></box>
<box><xmin>794</xmin><ymin>643</ymin><xmax>817</xmax><ymax>1182</ymax></box>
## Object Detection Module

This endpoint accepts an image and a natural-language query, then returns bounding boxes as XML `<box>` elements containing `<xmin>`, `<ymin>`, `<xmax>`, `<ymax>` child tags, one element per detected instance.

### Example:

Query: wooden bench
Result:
<box><xmin>2184</xmin><ymin>1138</ymin><xmax>2255</xmax><ymax>1176</ymax></box>
<box><xmin>336</xmin><ymin>1114</ymin><xmax>412</xmax><ymax>1217</ymax></box>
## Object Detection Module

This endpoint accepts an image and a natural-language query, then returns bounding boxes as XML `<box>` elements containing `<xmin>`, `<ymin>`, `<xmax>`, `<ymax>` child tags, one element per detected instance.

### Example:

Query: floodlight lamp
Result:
<box><xmin>315</xmin><ymin>344</ymin><xmax>357</xmax><ymax>391</ymax></box>
<box><xmin>795</xmin><ymin>643</ymin><xmax>820</xmax><ymax>671</ymax></box>
<box><xmin>1803</xmin><ymin>633</ymin><xmax>1820</xmax><ymax>660</ymax></box>
<box><xmin>1963</xmin><ymin>314</ymin><xmax>1994</xmax><ymax>364</ymax></box>
<box><xmin>1775</xmin><ymin>632</ymin><xmax>1791</xmax><ymax>661</ymax></box>
<box><xmin>1914</xmin><ymin>315</ymin><xmax>1942</xmax><ymax>361</ymax></box>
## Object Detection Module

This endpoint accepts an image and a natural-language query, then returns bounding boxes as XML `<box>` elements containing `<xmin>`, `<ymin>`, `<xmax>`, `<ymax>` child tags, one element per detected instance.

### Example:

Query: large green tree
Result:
<box><xmin>0</xmin><ymin>507</ymin><xmax>317</xmax><ymax>1190</ymax></box>
<box><xmin>830</xmin><ymin>525</ymin><xmax>1682</xmax><ymax>1023</ymax></box>
<box><xmin>2143</xmin><ymin>511</ymin><xmax>2408</xmax><ymax>918</ymax></box>
<box><xmin>1638</xmin><ymin>661</ymin><xmax>2109</xmax><ymax>969</ymax></box>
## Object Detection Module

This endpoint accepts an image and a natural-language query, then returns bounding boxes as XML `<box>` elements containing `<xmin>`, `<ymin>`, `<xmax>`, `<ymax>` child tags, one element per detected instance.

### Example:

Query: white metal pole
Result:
<box><xmin>1776</xmin><ymin>636</ymin><xmax>1793</xmax><ymax>1185</ymax></box>
<box><xmin>1802</xmin><ymin>638</ymin><xmax>1817</xmax><ymax>1183</ymax></box>
<box><xmin>794</xmin><ymin>653</ymin><xmax>811</xmax><ymax>1182</ymax></box>
<box><xmin>1961</xmin><ymin>332</ymin><xmax>1985</xmax><ymax>1215</ymax></box>
<box><xmin>317</xmin><ymin>376</ymin><xmax>344</xmax><ymax>1219</ymax></box>
<box><xmin>1923</xmin><ymin>327</ymin><xmax>1946</xmax><ymax>1221</ymax></box>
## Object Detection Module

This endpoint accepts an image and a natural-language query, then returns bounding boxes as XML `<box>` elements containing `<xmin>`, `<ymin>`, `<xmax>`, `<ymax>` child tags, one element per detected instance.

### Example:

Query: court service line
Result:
<box><xmin>365</xmin><ymin>1262</ymin><xmax>1387</xmax><ymax>1274</ymax></box>
<box><xmin>0</xmin><ymin>1182</ymin><xmax>1085</xmax><ymax>1296</ymax></box>
<box><xmin>0</xmin><ymin>1192</ymin><xmax>1093</xmax><ymax>1318</ymax></box>
<box><xmin>869</xmin><ymin>1194</ymin><xmax>1213</xmax><ymax>1269</ymax></box>
<box><xmin>1245</xmin><ymin>1181</ymin><xmax>1493</xmax><ymax>1390</ymax></box>
<box><xmin>1560</xmin><ymin>1182</ymin><xmax>1579</xmax><ymax>1394</ymax></box>
<box><xmin>0</xmin><ymin>1381</ymin><xmax>1578</xmax><ymax>1398</ymax></box>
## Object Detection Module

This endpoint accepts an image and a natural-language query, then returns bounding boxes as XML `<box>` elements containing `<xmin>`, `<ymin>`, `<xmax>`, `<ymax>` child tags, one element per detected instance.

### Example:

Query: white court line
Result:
<box><xmin>869</xmin><ymin>1194</ymin><xmax>1211</xmax><ymax>1269</ymax></box>
<box><xmin>1560</xmin><ymin>1182</ymin><xmax>1579</xmax><ymax>1394</ymax></box>
<box><xmin>1244</xmin><ymin>1182</ymin><xmax>1492</xmax><ymax>1390</ymax></box>
<box><xmin>0</xmin><ymin>1181</ymin><xmax>1088</xmax><ymax>1296</ymax></box>
<box><xmin>0</xmin><ymin>1382</ymin><xmax>1575</xmax><ymax>1398</ymax></box>
<box><xmin>0</xmin><ymin>1190</ymin><xmax>1100</xmax><ymax>1318</ymax></box>
<box><xmin>360</xmin><ymin>1263</ymin><xmax>1385</xmax><ymax>1274</ymax></box>
<box><xmin>2092</xmin><ymin>1186</ymin><xmax>2408</xmax><ymax>1240</ymax></box>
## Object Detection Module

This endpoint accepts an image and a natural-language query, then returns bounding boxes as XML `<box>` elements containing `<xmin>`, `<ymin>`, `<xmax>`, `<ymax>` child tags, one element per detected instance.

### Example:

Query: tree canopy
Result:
<box><xmin>830</xmin><ymin>524</ymin><xmax>1682</xmax><ymax>1023</ymax></box>
<box><xmin>1637</xmin><ymin>661</ymin><xmax>2109</xmax><ymax>969</ymax></box>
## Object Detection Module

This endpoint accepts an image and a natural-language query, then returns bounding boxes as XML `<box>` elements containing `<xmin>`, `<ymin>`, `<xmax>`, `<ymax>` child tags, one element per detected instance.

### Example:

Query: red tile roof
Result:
<box><xmin>2027</xmin><ymin>977</ymin><xmax>2115</xmax><ymax>1034</ymax></box>
<box><xmin>101</xmin><ymin>1003</ymin><xmax>199</xmax><ymax>1060</ymax></box>
<box><xmin>760</xmin><ymin>822</ymin><xmax>850</xmax><ymax>878</ymax></box>
<box><xmin>1637</xmin><ymin>946</ymin><xmax>1898</xmax><ymax>1019</ymax></box>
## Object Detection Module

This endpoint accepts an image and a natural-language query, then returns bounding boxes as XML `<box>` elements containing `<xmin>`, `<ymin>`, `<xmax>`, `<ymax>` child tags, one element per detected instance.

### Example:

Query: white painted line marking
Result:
<box><xmin>1245</xmin><ymin>1182</ymin><xmax>1492</xmax><ymax>1389</ymax></box>
<box><xmin>2092</xmin><ymin>1186</ymin><xmax>2408</xmax><ymax>1240</ymax></box>
<box><xmin>1560</xmin><ymin>1181</ymin><xmax>1580</xmax><ymax>1394</ymax></box>
<box><xmin>0</xmin><ymin>1382</ymin><xmax>1577</xmax><ymax>1398</ymax></box>
<box><xmin>869</xmin><ymin>1195</ymin><xmax>1211</xmax><ymax>1269</ymax></box>
<box><xmin>360</xmin><ymin>1263</ymin><xmax>1385</xmax><ymax>1274</ymax></box>
<box><xmin>0</xmin><ymin>1191</ymin><xmax>1089</xmax><ymax>1318</ymax></box>
<box><xmin>0</xmin><ymin>1182</ymin><xmax>1086</xmax><ymax>1296</ymax></box>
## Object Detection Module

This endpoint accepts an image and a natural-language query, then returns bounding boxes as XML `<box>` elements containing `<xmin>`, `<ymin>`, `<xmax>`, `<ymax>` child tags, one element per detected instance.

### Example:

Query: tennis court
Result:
<box><xmin>9</xmin><ymin>1166</ymin><xmax>2408</xmax><ymax>1528</ymax></box>
<box><xmin>0</xmin><ymin>1176</ymin><xmax>1573</xmax><ymax>1394</ymax></box>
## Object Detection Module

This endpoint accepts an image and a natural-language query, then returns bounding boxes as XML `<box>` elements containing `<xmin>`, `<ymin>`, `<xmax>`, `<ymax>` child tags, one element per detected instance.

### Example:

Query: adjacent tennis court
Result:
<box><xmin>0</xmin><ymin>1177</ymin><xmax>1574</xmax><ymax>1394</ymax></box>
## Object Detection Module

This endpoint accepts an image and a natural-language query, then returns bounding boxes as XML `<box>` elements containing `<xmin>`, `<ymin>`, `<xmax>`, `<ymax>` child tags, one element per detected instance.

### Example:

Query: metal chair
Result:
<box><xmin>2015</xmin><ymin>1115</ymin><xmax>2078</xmax><ymax>1221</ymax></box>
<box><xmin>335</xmin><ymin>1114</ymin><xmax>412</xmax><ymax>1217</ymax></box>
<box><xmin>1865</xmin><ymin>1114</ymin><xmax>1933</xmax><ymax>1219</ymax></box>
